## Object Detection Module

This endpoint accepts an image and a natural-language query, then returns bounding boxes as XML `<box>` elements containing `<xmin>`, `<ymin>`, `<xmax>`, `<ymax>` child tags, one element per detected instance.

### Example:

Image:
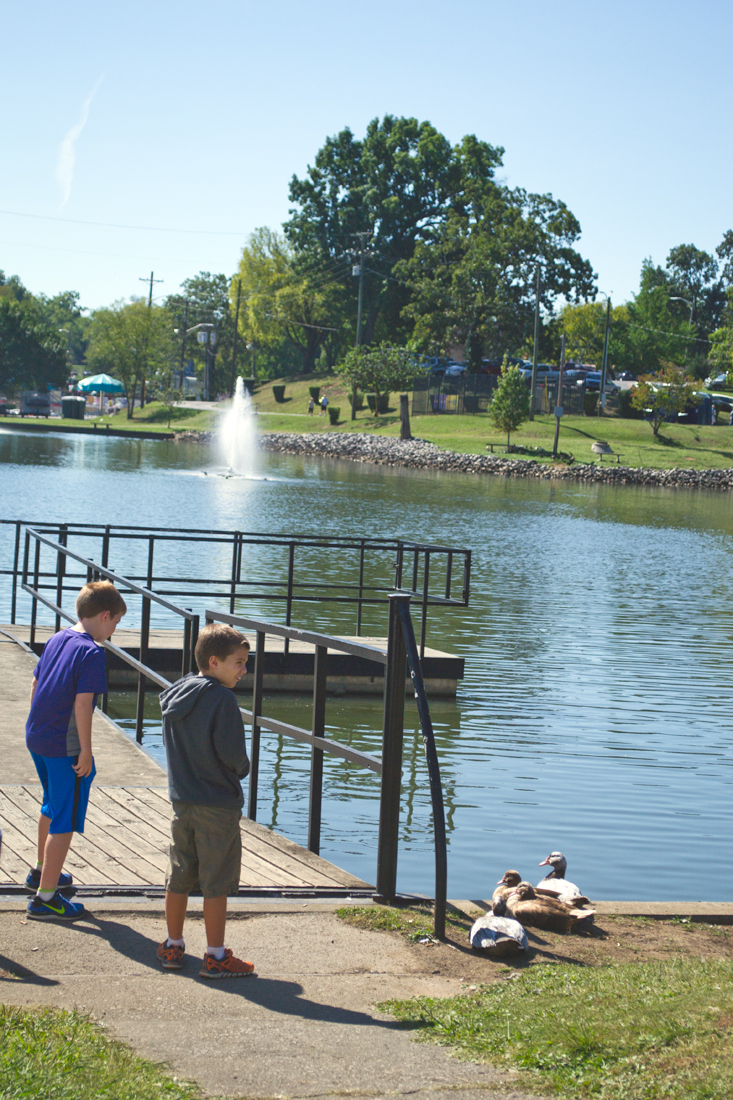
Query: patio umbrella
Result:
<box><xmin>77</xmin><ymin>373</ymin><xmax>125</xmax><ymax>414</ymax></box>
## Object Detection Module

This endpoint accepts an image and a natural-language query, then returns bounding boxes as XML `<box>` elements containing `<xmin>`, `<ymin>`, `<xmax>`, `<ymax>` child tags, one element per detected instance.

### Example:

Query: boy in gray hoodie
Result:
<box><xmin>157</xmin><ymin>623</ymin><xmax>253</xmax><ymax>977</ymax></box>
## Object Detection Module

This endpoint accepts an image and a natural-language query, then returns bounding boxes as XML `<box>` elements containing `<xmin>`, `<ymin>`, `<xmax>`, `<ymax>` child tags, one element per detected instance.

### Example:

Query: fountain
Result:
<box><xmin>218</xmin><ymin>377</ymin><xmax>258</xmax><ymax>476</ymax></box>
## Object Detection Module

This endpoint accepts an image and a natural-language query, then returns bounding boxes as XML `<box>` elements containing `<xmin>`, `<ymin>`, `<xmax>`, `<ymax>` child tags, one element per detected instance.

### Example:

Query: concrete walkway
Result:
<box><xmin>0</xmin><ymin>900</ymin><xmax>538</xmax><ymax>1100</ymax></box>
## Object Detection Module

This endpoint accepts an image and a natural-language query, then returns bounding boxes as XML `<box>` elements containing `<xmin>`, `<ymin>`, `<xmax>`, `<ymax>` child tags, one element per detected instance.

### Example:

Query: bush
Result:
<box><xmin>618</xmin><ymin>388</ymin><xmax>642</xmax><ymax>419</ymax></box>
<box><xmin>583</xmin><ymin>392</ymin><xmax>598</xmax><ymax>416</ymax></box>
<box><xmin>328</xmin><ymin>406</ymin><xmax>341</xmax><ymax>424</ymax></box>
<box><xmin>348</xmin><ymin>391</ymin><xmax>365</xmax><ymax>410</ymax></box>
<box><xmin>309</xmin><ymin>385</ymin><xmax>321</xmax><ymax>401</ymax></box>
<box><xmin>272</xmin><ymin>384</ymin><xmax>286</xmax><ymax>403</ymax></box>
<box><xmin>366</xmin><ymin>392</ymin><xmax>390</xmax><ymax>413</ymax></box>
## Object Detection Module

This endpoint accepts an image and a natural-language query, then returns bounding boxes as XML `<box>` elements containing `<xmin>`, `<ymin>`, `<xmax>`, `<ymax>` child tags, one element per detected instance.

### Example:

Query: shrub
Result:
<box><xmin>309</xmin><ymin>385</ymin><xmax>321</xmax><ymax>401</ymax></box>
<box><xmin>366</xmin><ymin>393</ymin><xmax>390</xmax><ymax>413</ymax></box>
<box><xmin>348</xmin><ymin>391</ymin><xmax>365</xmax><ymax>410</ymax></box>
<box><xmin>272</xmin><ymin>384</ymin><xmax>286</xmax><ymax>403</ymax></box>
<box><xmin>328</xmin><ymin>406</ymin><xmax>341</xmax><ymax>424</ymax></box>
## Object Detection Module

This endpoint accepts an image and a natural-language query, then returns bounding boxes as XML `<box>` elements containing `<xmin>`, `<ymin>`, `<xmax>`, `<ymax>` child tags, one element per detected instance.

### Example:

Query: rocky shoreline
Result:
<box><xmin>174</xmin><ymin>428</ymin><xmax>733</xmax><ymax>490</ymax></box>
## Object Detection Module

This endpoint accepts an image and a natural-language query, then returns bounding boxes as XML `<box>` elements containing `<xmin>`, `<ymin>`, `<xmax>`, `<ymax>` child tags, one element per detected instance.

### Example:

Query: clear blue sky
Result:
<box><xmin>2</xmin><ymin>0</ymin><xmax>731</xmax><ymax>312</ymax></box>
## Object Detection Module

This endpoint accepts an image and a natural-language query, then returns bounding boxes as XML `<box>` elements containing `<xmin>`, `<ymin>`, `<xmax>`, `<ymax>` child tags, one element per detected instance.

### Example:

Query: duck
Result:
<box><xmin>492</xmin><ymin>869</ymin><xmax>523</xmax><ymax>905</ymax></box>
<box><xmin>505</xmin><ymin>881</ymin><xmax>595</xmax><ymax>933</ymax></box>
<box><xmin>536</xmin><ymin>852</ymin><xmax>591</xmax><ymax>907</ymax></box>
<box><xmin>469</xmin><ymin>896</ymin><xmax>528</xmax><ymax>957</ymax></box>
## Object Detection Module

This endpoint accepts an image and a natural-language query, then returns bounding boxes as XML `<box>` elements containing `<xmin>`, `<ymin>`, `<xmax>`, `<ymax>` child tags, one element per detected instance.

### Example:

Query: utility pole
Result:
<box><xmin>598</xmin><ymin>297</ymin><xmax>611</xmax><ymax>416</ymax></box>
<box><xmin>552</xmin><ymin>333</ymin><xmax>566</xmax><ymax>459</ymax></box>
<box><xmin>138</xmin><ymin>270</ymin><xmax>163</xmax><ymax>408</ymax></box>
<box><xmin>530</xmin><ymin>266</ymin><xmax>541</xmax><ymax>421</ymax></box>
<box><xmin>351</xmin><ymin>231</ymin><xmax>372</xmax><ymax>420</ymax></box>
<box><xmin>178</xmin><ymin>299</ymin><xmax>189</xmax><ymax>388</ymax></box>
<box><xmin>230</xmin><ymin>279</ymin><xmax>242</xmax><ymax>396</ymax></box>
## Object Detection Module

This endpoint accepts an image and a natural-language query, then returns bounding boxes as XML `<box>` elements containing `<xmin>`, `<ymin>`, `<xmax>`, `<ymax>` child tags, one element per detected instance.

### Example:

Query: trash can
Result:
<box><xmin>62</xmin><ymin>396</ymin><xmax>86</xmax><ymax>419</ymax></box>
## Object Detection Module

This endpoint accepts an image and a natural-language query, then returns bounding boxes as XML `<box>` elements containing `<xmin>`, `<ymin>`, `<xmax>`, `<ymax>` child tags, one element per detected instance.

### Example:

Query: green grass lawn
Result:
<box><xmin>382</xmin><ymin>957</ymin><xmax>733</xmax><ymax>1100</ymax></box>
<box><xmin>0</xmin><ymin>1004</ymin><xmax>197</xmax><ymax>1099</ymax></box>
<box><xmin>0</xmin><ymin>402</ymin><xmax>216</xmax><ymax>434</ymax></box>
<box><xmin>3</xmin><ymin>375</ymin><xmax>733</xmax><ymax>471</ymax></box>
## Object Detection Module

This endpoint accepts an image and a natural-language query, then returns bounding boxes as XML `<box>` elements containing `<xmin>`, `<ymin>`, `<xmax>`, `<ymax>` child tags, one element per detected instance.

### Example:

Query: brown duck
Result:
<box><xmin>505</xmin><ymin>881</ymin><xmax>595</xmax><ymax>933</ymax></box>
<box><xmin>492</xmin><ymin>869</ymin><xmax>522</xmax><ymax>905</ymax></box>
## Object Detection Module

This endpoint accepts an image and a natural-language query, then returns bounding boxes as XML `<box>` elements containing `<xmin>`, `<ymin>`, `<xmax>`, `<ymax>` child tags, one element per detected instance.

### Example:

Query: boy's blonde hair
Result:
<box><xmin>195</xmin><ymin>623</ymin><xmax>249</xmax><ymax>672</ymax></box>
<box><xmin>76</xmin><ymin>581</ymin><xmax>127</xmax><ymax>620</ymax></box>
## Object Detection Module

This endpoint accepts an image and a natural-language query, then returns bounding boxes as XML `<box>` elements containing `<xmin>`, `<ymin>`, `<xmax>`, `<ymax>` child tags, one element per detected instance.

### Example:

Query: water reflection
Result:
<box><xmin>2</xmin><ymin>428</ymin><xmax>733</xmax><ymax>900</ymax></box>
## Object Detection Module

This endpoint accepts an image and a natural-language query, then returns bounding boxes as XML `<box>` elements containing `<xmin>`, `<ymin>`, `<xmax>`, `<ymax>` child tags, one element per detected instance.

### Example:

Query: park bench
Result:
<box><xmin>591</xmin><ymin>440</ymin><xmax>623</xmax><ymax>464</ymax></box>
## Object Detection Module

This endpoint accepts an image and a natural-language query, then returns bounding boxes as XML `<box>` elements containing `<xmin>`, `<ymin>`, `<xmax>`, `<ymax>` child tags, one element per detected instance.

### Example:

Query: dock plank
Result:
<box><xmin>0</xmin><ymin>784</ymin><xmax>370</xmax><ymax>891</ymax></box>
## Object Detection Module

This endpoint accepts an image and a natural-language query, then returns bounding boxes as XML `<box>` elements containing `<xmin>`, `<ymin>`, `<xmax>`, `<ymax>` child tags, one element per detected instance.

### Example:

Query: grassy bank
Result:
<box><xmin>0</xmin><ymin>402</ymin><xmax>216</xmax><ymax>434</ymax></box>
<box><xmin>4</xmin><ymin>375</ymin><xmax>733</xmax><ymax>471</ymax></box>
<box><xmin>382</xmin><ymin>958</ymin><xmax>733</xmax><ymax>1099</ymax></box>
<box><xmin>0</xmin><ymin>1004</ymin><xmax>196</xmax><ymax>1099</ymax></box>
<box><xmin>252</xmin><ymin>373</ymin><xmax>733</xmax><ymax>471</ymax></box>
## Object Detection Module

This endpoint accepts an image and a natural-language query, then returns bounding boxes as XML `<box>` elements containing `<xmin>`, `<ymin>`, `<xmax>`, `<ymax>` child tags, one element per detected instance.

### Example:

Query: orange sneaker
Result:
<box><xmin>156</xmin><ymin>941</ymin><xmax>184</xmax><ymax>969</ymax></box>
<box><xmin>199</xmin><ymin>948</ymin><xmax>255</xmax><ymax>979</ymax></box>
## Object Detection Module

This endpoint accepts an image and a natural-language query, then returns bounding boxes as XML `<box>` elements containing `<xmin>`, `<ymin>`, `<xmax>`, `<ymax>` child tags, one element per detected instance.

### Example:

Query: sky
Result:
<box><xmin>1</xmin><ymin>0</ymin><xmax>731</xmax><ymax>313</ymax></box>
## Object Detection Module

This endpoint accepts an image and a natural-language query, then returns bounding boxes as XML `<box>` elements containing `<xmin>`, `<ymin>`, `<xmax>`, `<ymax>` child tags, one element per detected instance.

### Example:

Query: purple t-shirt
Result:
<box><xmin>26</xmin><ymin>628</ymin><xmax>107</xmax><ymax>758</ymax></box>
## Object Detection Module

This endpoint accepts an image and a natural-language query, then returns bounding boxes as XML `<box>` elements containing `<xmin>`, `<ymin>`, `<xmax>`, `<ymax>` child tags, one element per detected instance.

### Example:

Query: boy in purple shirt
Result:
<box><xmin>25</xmin><ymin>581</ymin><xmax>126</xmax><ymax>920</ymax></box>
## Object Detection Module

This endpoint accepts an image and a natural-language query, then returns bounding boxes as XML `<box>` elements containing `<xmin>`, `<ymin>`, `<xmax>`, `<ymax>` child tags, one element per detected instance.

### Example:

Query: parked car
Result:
<box><xmin>618</xmin><ymin>371</ymin><xmax>637</xmax><ymax>381</ymax></box>
<box><xmin>583</xmin><ymin>372</ymin><xmax>620</xmax><ymax>393</ymax></box>
<box><xmin>705</xmin><ymin>372</ymin><xmax>728</xmax><ymax>388</ymax></box>
<box><xmin>444</xmin><ymin>363</ymin><xmax>467</xmax><ymax>378</ymax></box>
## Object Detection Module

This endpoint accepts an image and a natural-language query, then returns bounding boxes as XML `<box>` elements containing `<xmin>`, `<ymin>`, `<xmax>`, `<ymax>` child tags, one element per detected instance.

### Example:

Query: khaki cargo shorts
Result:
<box><xmin>166</xmin><ymin>802</ymin><xmax>242</xmax><ymax>899</ymax></box>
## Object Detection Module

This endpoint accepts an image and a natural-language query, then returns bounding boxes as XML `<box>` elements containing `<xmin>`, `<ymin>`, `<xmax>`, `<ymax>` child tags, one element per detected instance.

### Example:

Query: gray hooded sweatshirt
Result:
<box><xmin>159</xmin><ymin>673</ymin><xmax>250</xmax><ymax>809</ymax></box>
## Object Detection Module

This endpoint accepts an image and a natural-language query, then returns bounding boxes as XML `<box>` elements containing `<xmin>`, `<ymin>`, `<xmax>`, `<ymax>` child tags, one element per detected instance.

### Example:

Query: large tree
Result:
<box><xmin>334</xmin><ymin>344</ymin><xmax>421</xmax><ymax>410</ymax></box>
<box><xmin>235</xmin><ymin>228</ymin><xmax>348</xmax><ymax>374</ymax></box>
<box><xmin>86</xmin><ymin>299</ymin><xmax>173</xmax><ymax>418</ymax></box>
<box><xmin>0</xmin><ymin>296</ymin><xmax>67</xmax><ymax>393</ymax></box>
<box><xmin>285</xmin><ymin>117</ymin><xmax>506</xmax><ymax>348</ymax></box>
<box><xmin>166</xmin><ymin>272</ymin><xmax>236</xmax><ymax>396</ymax></box>
<box><xmin>35</xmin><ymin>290</ymin><xmax>90</xmax><ymax>367</ymax></box>
<box><xmin>400</xmin><ymin>187</ymin><xmax>596</xmax><ymax>367</ymax></box>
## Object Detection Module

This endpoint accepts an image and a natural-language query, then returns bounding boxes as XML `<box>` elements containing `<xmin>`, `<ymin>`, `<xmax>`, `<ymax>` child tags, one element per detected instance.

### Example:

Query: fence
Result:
<box><xmin>17</xmin><ymin>524</ymin><xmax>448</xmax><ymax>933</ymax></box>
<box><xmin>412</xmin><ymin>374</ymin><xmax>499</xmax><ymax>415</ymax></box>
<box><xmin>1</xmin><ymin>520</ymin><xmax>471</xmax><ymax>659</ymax></box>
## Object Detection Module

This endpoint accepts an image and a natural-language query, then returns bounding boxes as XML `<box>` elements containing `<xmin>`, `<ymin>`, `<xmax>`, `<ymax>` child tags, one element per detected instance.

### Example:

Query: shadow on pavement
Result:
<box><xmin>72</xmin><ymin>916</ymin><xmax>401</xmax><ymax>1028</ymax></box>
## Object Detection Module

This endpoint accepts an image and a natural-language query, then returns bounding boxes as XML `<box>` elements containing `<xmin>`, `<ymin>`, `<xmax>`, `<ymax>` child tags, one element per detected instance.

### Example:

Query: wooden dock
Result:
<box><xmin>0</xmin><ymin>784</ymin><xmax>370</xmax><ymax>894</ymax></box>
<box><xmin>0</xmin><ymin>630</ymin><xmax>371</xmax><ymax>896</ymax></box>
<box><xmin>6</xmin><ymin>624</ymin><xmax>463</xmax><ymax>697</ymax></box>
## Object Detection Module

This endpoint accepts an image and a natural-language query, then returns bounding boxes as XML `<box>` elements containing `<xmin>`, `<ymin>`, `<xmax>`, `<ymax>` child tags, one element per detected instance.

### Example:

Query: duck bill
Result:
<box><xmin>538</xmin><ymin>858</ymin><xmax>551</xmax><ymax>867</ymax></box>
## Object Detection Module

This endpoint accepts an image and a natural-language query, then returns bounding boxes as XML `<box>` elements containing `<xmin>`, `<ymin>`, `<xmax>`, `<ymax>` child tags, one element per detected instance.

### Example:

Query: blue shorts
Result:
<box><xmin>30</xmin><ymin>751</ymin><xmax>97</xmax><ymax>834</ymax></box>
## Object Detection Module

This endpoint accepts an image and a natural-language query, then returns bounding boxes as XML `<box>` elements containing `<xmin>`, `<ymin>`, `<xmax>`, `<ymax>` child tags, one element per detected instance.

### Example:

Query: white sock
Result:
<box><xmin>206</xmin><ymin>945</ymin><xmax>226</xmax><ymax>960</ymax></box>
<box><xmin>36</xmin><ymin>861</ymin><xmax>43</xmax><ymax>871</ymax></box>
<box><xmin>166</xmin><ymin>937</ymin><xmax>184</xmax><ymax>948</ymax></box>
<box><xmin>38</xmin><ymin>889</ymin><xmax>56</xmax><ymax>902</ymax></box>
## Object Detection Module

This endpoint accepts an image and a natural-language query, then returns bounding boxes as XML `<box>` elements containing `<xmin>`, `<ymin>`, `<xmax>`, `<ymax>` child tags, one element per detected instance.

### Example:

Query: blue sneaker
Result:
<box><xmin>24</xmin><ymin>867</ymin><xmax>75</xmax><ymax>894</ymax></box>
<box><xmin>27</xmin><ymin>891</ymin><xmax>86</xmax><ymax>921</ymax></box>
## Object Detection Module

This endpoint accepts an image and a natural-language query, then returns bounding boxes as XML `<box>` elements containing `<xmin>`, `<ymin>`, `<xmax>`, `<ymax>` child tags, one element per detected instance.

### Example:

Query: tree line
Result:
<box><xmin>2</xmin><ymin>115</ymin><xmax>732</xmax><ymax>403</ymax></box>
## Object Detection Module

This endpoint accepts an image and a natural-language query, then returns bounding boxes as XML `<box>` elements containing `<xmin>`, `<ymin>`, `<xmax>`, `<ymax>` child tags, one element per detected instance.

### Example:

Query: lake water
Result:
<box><xmin>2</xmin><ymin>425</ymin><xmax>732</xmax><ymax>902</ymax></box>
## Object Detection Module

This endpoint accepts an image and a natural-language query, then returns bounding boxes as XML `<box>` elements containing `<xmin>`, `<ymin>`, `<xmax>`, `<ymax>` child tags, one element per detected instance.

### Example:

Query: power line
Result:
<box><xmin>0</xmin><ymin>208</ymin><xmax>247</xmax><ymax>236</ymax></box>
<box><xmin>625</xmin><ymin>321</ymin><xmax>710</xmax><ymax>344</ymax></box>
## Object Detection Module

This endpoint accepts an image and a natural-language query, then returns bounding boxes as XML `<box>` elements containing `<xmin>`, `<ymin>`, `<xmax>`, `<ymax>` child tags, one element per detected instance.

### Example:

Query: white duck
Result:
<box><xmin>469</xmin><ymin>896</ymin><xmax>528</xmax><ymax>957</ymax></box>
<box><xmin>536</xmin><ymin>852</ymin><xmax>590</xmax><ymax>908</ymax></box>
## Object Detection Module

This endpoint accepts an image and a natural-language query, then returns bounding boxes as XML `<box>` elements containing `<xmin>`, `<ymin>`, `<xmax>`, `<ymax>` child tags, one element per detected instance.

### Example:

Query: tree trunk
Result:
<box><xmin>400</xmin><ymin>394</ymin><xmax>411</xmax><ymax>440</ymax></box>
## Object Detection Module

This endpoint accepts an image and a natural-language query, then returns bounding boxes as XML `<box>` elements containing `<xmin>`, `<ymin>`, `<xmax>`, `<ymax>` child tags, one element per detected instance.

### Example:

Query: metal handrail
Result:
<box><xmin>2</xmin><ymin>519</ymin><xmax>471</xmax><ymax>656</ymax></box>
<box><xmin>15</xmin><ymin>527</ymin><xmax>449</xmax><ymax>916</ymax></box>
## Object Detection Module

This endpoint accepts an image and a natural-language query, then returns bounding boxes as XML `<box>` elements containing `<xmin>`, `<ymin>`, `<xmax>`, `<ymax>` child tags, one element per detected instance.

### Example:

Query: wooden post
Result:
<box><xmin>399</xmin><ymin>393</ymin><xmax>411</xmax><ymax>440</ymax></box>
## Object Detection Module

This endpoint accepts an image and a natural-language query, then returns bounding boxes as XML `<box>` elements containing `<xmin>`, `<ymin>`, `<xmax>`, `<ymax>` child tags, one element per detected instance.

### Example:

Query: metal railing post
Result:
<box><xmin>308</xmin><ymin>644</ymin><xmax>328</xmax><ymax>854</ymax></box>
<box><xmin>247</xmin><ymin>630</ymin><xmax>265</xmax><ymax>821</ymax></box>
<box><xmin>54</xmin><ymin>525</ymin><xmax>67</xmax><ymax>633</ymax></box>
<box><xmin>376</xmin><ymin>594</ymin><xmax>407</xmax><ymax>900</ymax></box>
<box><xmin>135</xmin><ymin>546</ymin><xmax>154</xmax><ymax>743</ymax></box>
<box><xmin>30</xmin><ymin>536</ymin><xmax>41</xmax><ymax>650</ymax></box>
<box><xmin>284</xmin><ymin>542</ymin><xmax>295</xmax><ymax>655</ymax></box>
<box><xmin>229</xmin><ymin>531</ymin><xmax>240</xmax><ymax>613</ymax></box>
<box><xmin>420</xmin><ymin>551</ymin><xmax>430</xmax><ymax>658</ymax></box>
<box><xmin>101</xmin><ymin>525</ymin><xmax>111</xmax><ymax>570</ymax></box>
<box><xmin>183</xmin><ymin>614</ymin><xmax>192</xmax><ymax>676</ymax></box>
<box><xmin>356</xmin><ymin>540</ymin><xmax>365</xmax><ymax>636</ymax></box>
<box><xmin>393</xmin><ymin>594</ymin><xmax>447</xmax><ymax>940</ymax></box>
<box><xmin>10</xmin><ymin>521</ymin><xmax>21</xmax><ymax>624</ymax></box>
